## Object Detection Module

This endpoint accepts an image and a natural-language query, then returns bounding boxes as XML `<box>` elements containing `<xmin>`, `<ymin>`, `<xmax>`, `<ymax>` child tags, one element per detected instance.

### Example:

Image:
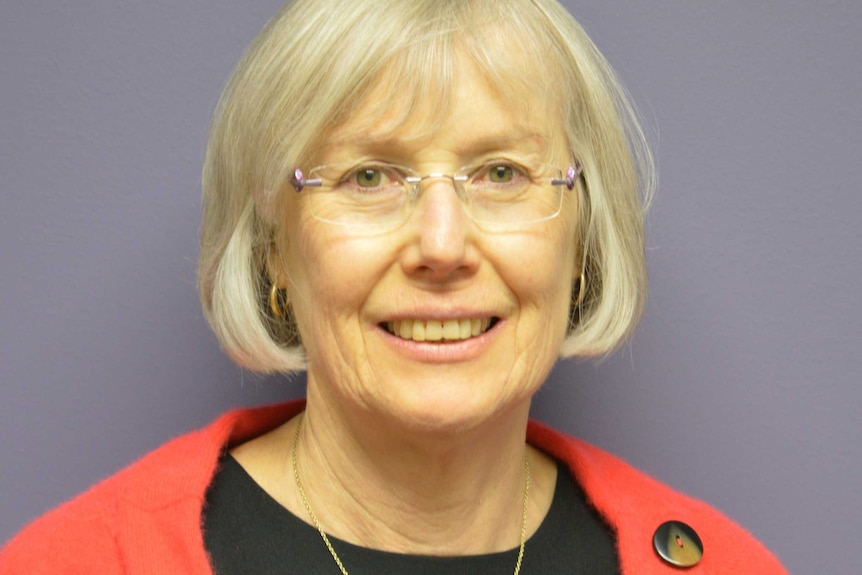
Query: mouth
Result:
<box><xmin>383</xmin><ymin>317</ymin><xmax>499</xmax><ymax>342</ymax></box>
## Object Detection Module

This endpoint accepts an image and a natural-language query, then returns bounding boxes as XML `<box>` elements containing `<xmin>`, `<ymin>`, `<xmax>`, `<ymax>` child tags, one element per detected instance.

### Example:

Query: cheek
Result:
<box><xmin>502</xmin><ymin>225</ymin><xmax>577</xmax><ymax>347</ymax></box>
<box><xmin>500</xmin><ymin>224</ymin><xmax>577</xmax><ymax>302</ymax></box>
<box><xmin>285</xmin><ymin>218</ymin><xmax>393</xmax><ymax>330</ymax></box>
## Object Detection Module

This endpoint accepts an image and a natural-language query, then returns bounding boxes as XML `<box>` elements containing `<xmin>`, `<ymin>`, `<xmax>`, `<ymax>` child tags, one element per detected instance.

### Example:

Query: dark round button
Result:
<box><xmin>653</xmin><ymin>520</ymin><xmax>703</xmax><ymax>568</ymax></box>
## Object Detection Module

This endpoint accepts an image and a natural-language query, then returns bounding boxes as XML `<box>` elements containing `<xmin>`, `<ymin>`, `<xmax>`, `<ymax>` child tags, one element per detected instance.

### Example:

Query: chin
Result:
<box><xmin>369</xmin><ymin>375</ymin><xmax>530</xmax><ymax>436</ymax></box>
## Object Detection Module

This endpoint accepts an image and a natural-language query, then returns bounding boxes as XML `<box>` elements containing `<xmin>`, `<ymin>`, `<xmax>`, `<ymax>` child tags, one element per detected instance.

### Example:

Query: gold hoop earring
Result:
<box><xmin>573</xmin><ymin>273</ymin><xmax>586</xmax><ymax>306</ymax></box>
<box><xmin>270</xmin><ymin>283</ymin><xmax>289</xmax><ymax>319</ymax></box>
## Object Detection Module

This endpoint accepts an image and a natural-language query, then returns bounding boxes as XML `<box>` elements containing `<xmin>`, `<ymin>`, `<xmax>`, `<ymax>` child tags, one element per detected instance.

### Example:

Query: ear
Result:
<box><xmin>264</xmin><ymin>240</ymin><xmax>287</xmax><ymax>289</ymax></box>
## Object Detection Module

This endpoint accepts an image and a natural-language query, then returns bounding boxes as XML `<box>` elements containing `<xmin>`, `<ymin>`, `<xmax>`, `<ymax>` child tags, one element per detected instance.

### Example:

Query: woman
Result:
<box><xmin>1</xmin><ymin>0</ymin><xmax>786</xmax><ymax>573</ymax></box>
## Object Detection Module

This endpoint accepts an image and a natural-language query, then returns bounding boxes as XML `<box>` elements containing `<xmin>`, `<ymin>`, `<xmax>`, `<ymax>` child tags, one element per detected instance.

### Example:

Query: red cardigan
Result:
<box><xmin>0</xmin><ymin>401</ymin><xmax>786</xmax><ymax>574</ymax></box>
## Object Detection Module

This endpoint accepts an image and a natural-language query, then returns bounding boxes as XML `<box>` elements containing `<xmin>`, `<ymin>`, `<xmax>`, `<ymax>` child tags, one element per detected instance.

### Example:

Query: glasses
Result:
<box><xmin>291</xmin><ymin>161</ymin><xmax>582</xmax><ymax>233</ymax></box>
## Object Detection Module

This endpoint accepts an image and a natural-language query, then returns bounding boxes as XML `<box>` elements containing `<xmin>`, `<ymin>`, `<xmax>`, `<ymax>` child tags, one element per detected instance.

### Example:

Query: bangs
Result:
<box><xmin>318</xmin><ymin>0</ymin><xmax>566</xmax><ymax>153</ymax></box>
<box><xmin>326</xmin><ymin>29</ymin><xmax>456</xmax><ymax>145</ymax></box>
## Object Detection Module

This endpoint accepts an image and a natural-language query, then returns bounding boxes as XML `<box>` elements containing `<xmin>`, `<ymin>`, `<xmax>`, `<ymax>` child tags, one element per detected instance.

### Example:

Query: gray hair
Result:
<box><xmin>199</xmin><ymin>0</ymin><xmax>654</xmax><ymax>372</ymax></box>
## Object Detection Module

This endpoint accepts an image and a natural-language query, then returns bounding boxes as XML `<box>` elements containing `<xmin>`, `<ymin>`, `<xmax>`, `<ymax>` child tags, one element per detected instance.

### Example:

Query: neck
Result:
<box><xmin>294</xmin><ymin>385</ymin><xmax>543</xmax><ymax>555</ymax></box>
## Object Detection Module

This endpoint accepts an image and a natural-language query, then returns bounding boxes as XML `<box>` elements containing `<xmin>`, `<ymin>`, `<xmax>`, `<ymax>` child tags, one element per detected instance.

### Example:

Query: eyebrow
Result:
<box><xmin>453</xmin><ymin>131</ymin><xmax>549</xmax><ymax>156</ymax></box>
<box><xmin>324</xmin><ymin>130</ymin><xmax>550</xmax><ymax>161</ymax></box>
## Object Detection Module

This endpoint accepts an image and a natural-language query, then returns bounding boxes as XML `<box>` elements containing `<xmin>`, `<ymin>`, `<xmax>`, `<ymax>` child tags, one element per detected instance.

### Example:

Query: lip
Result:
<box><xmin>376</xmin><ymin>316</ymin><xmax>503</xmax><ymax>363</ymax></box>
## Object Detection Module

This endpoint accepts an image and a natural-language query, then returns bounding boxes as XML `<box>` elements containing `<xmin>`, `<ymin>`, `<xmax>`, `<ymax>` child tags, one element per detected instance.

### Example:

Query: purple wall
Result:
<box><xmin>2</xmin><ymin>2</ymin><xmax>859</xmax><ymax>572</ymax></box>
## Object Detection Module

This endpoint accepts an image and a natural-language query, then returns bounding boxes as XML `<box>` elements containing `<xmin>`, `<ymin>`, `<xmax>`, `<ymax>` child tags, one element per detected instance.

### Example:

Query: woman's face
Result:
<box><xmin>279</xmin><ymin>56</ymin><xmax>579</xmax><ymax>432</ymax></box>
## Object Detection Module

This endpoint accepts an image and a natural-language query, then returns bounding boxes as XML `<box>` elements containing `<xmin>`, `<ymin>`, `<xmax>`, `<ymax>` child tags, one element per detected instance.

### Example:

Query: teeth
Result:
<box><xmin>387</xmin><ymin>318</ymin><xmax>493</xmax><ymax>342</ymax></box>
<box><xmin>458</xmin><ymin>319</ymin><xmax>471</xmax><ymax>339</ymax></box>
<box><xmin>426</xmin><ymin>320</ymin><xmax>442</xmax><ymax>341</ymax></box>
<box><xmin>471</xmin><ymin>318</ymin><xmax>481</xmax><ymax>336</ymax></box>
<box><xmin>399</xmin><ymin>320</ymin><xmax>412</xmax><ymax>339</ymax></box>
<box><xmin>413</xmin><ymin>321</ymin><xmax>426</xmax><ymax>342</ymax></box>
<box><xmin>442</xmin><ymin>320</ymin><xmax>461</xmax><ymax>340</ymax></box>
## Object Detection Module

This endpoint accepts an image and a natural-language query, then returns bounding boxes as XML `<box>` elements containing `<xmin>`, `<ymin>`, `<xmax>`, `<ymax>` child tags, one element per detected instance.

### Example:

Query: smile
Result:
<box><xmin>384</xmin><ymin>318</ymin><xmax>497</xmax><ymax>342</ymax></box>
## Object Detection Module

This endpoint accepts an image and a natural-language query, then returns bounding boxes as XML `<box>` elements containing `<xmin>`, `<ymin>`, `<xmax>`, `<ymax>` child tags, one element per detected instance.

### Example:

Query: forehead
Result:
<box><xmin>317</xmin><ymin>49</ymin><xmax>564</xmax><ymax>163</ymax></box>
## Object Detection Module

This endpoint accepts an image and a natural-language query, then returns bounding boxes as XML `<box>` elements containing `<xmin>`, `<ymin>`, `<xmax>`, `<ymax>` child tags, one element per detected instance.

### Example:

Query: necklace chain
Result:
<box><xmin>291</xmin><ymin>413</ymin><xmax>530</xmax><ymax>575</ymax></box>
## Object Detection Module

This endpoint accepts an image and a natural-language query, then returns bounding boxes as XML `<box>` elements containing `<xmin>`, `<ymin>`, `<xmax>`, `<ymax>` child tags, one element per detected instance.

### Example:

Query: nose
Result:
<box><xmin>399</xmin><ymin>177</ymin><xmax>480</xmax><ymax>281</ymax></box>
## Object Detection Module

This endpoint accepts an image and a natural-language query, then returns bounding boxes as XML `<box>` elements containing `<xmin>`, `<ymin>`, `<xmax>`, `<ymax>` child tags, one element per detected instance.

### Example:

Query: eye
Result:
<box><xmin>473</xmin><ymin>162</ymin><xmax>531</xmax><ymax>188</ymax></box>
<box><xmin>488</xmin><ymin>164</ymin><xmax>515</xmax><ymax>184</ymax></box>
<box><xmin>354</xmin><ymin>168</ymin><xmax>382</xmax><ymax>187</ymax></box>
<box><xmin>337</xmin><ymin>165</ymin><xmax>403</xmax><ymax>192</ymax></box>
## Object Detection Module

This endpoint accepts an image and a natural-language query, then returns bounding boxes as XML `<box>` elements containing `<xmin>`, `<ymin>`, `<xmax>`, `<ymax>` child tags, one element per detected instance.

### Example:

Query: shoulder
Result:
<box><xmin>528</xmin><ymin>420</ymin><xmax>788</xmax><ymax>574</ymax></box>
<box><xmin>0</xmin><ymin>422</ymin><xmax>219</xmax><ymax>574</ymax></box>
<box><xmin>0</xmin><ymin>480</ymin><xmax>124</xmax><ymax>574</ymax></box>
<box><xmin>0</xmin><ymin>401</ymin><xmax>304</xmax><ymax>574</ymax></box>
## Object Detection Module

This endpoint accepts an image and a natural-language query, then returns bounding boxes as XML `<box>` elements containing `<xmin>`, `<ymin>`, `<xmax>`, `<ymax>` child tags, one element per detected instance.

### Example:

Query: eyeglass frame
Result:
<box><xmin>289</xmin><ymin>163</ymin><xmax>582</xmax><ymax>231</ymax></box>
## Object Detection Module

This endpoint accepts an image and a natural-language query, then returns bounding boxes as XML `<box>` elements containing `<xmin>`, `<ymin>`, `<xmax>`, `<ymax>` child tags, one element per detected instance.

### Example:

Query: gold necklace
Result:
<box><xmin>291</xmin><ymin>413</ymin><xmax>530</xmax><ymax>575</ymax></box>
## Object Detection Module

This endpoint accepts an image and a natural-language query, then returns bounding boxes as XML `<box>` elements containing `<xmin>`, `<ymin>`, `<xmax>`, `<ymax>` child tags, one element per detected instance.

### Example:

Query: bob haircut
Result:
<box><xmin>199</xmin><ymin>0</ymin><xmax>654</xmax><ymax>373</ymax></box>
